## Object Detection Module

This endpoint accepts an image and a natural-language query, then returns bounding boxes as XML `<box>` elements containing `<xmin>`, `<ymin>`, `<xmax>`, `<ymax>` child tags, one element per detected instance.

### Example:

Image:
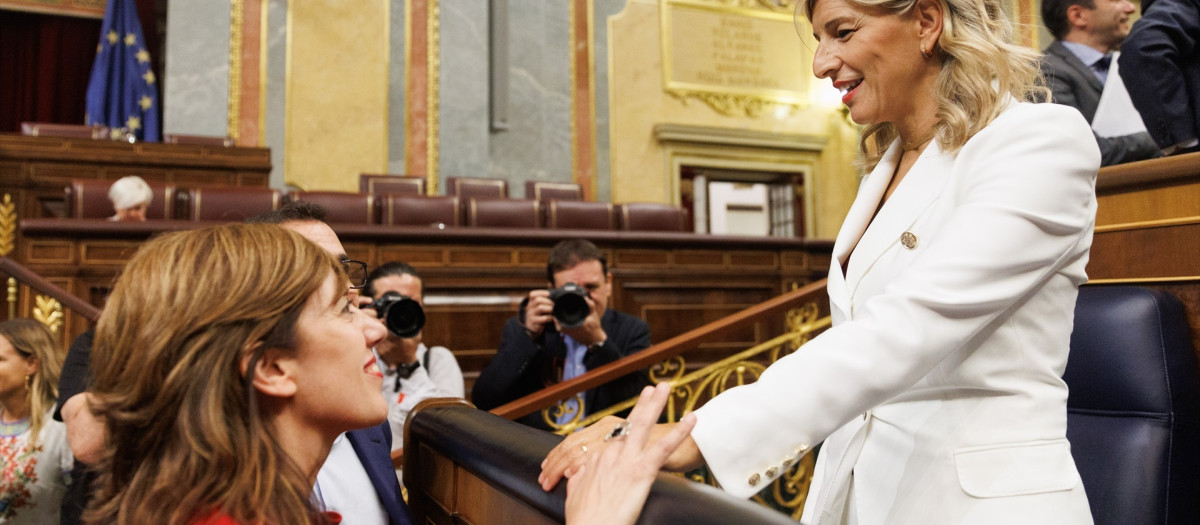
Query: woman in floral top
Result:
<box><xmin>0</xmin><ymin>319</ymin><xmax>72</xmax><ymax>524</ymax></box>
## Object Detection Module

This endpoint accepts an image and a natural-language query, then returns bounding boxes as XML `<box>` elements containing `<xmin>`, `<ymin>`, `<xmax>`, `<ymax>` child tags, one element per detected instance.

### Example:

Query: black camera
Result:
<box><xmin>367</xmin><ymin>292</ymin><xmax>426</xmax><ymax>338</ymax></box>
<box><xmin>549</xmin><ymin>282</ymin><xmax>591</xmax><ymax>329</ymax></box>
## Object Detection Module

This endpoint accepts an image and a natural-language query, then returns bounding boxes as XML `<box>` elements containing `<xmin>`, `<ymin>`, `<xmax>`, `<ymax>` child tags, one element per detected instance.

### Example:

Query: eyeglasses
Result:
<box><xmin>340</xmin><ymin>258</ymin><xmax>368</xmax><ymax>290</ymax></box>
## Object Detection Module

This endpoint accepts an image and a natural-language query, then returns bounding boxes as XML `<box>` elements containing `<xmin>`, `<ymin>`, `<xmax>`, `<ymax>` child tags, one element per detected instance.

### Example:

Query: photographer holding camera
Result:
<box><xmin>363</xmin><ymin>262</ymin><xmax>465</xmax><ymax>457</ymax></box>
<box><xmin>472</xmin><ymin>239</ymin><xmax>652</xmax><ymax>430</ymax></box>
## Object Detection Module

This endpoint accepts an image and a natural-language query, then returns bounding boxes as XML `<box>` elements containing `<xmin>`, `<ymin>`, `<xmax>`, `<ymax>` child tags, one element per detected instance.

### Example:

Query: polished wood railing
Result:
<box><xmin>489</xmin><ymin>280</ymin><xmax>831</xmax><ymax>519</ymax></box>
<box><xmin>404</xmin><ymin>398</ymin><xmax>801</xmax><ymax>525</ymax></box>
<box><xmin>491</xmin><ymin>280</ymin><xmax>829</xmax><ymax>422</ymax></box>
<box><xmin>1</xmin><ymin>256</ymin><xmax>100</xmax><ymax>337</ymax></box>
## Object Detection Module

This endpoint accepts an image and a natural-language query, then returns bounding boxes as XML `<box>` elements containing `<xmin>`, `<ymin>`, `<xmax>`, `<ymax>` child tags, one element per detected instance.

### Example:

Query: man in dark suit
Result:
<box><xmin>251</xmin><ymin>202</ymin><xmax>414</xmax><ymax>525</ymax></box>
<box><xmin>1040</xmin><ymin>0</ymin><xmax>1161</xmax><ymax>165</ymax></box>
<box><xmin>472</xmin><ymin>239</ymin><xmax>652</xmax><ymax>430</ymax></box>
<box><xmin>1118</xmin><ymin>0</ymin><xmax>1200</xmax><ymax>155</ymax></box>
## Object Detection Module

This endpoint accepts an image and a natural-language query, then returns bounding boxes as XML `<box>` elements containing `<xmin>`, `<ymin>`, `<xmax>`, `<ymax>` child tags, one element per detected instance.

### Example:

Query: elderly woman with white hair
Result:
<box><xmin>107</xmin><ymin>176</ymin><xmax>153</xmax><ymax>222</ymax></box>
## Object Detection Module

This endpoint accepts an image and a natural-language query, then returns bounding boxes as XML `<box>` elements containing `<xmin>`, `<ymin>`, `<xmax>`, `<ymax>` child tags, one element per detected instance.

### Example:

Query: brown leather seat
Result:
<box><xmin>163</xmin><ymin>134</ymin><xmax>234</xmax><ymax>147</ymax></box>
<box><xmin>381</xmin><ymin>195</ymin><xmax>461</xmax><ymax>227</ymax></box>
<box><xmin>360</xmin><ymin>174</ymin><xmax>427</xmax><ymax>196</ymax></box>
<box><xmin>65</xmin><ymin>178</ymin><xmax>176</xmax><ymax>219</ymax></box>
<box><xmin>616</xmin><ymin>202</ymin><xmax>689</xmax><ymax>232</ymax></box>
<box><xmin>183</xmin><ymin>187</ymin><xmax>283</xmax><ymax>222</ymax></box>
<box><xmin>446</xmin><ymin>177</ymin><xmax>508</xmax><ymax>200</ymax></box>
<box><xmin>466</xmin><ymin>198</ymin><xmax>542</xmax><ymax>228</ymax></box>
<box><xmin>525</xmin><ymin>181</ymin><xmax>582</xmax><ymax>203</ymax></box>
<box><xmin>546</xmin><ymin>200</ymin><xmax>616</xmax><ymax>230</ymax></box>
<box><xmin>22</xmin><ymin>122</ymin><xmax>109</xmax><ymax>140</ymax></box>
<box><xmin>288</xmin><ymin>191</ymin><xmax>378</xmax><ymax>224</ymax></box>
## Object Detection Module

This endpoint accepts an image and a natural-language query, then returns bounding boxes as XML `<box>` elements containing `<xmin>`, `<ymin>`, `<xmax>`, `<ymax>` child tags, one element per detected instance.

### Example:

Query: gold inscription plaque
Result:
<box><xmin>661</xmin><ymin>0</ymin><xmax>810</xmax><ymax>118</ymax></box>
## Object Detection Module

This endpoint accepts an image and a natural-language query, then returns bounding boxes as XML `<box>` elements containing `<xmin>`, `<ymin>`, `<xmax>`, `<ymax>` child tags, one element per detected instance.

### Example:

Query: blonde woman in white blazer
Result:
<box><xmin>544</xmin><ymin>0</ymin><xmax>1100</xmax><ymax>523</ymax></box>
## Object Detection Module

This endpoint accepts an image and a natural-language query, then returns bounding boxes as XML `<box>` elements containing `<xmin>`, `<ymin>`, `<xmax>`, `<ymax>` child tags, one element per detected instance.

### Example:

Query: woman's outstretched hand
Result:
<box><xmin>541</xmin><ymin>383</ymin><xmax>699</xmax><ymax>525</ymax></box>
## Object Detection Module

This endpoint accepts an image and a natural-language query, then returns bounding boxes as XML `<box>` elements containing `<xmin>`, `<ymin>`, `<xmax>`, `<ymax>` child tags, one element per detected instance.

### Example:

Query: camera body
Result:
<box><xmin>368</xmin><ymin>291</ymin><xmax>426</xmax><ymax>338</ymax></box>
<box><xmin>548</xmin><ymin>282</ymin><xmax>591</xmax><ymax>329</ymax></box>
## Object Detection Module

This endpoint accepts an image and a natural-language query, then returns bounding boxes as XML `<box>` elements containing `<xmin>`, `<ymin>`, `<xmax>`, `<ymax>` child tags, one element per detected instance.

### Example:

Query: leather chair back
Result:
<box><xmin>616</xmin><ymin>202</ymin><xmax>688</xmax><ymax>232</ymax></box>
<box><xmin>288</xmin><ymin>191</ymin><xmax>378</xmax><ymax>224</ymax></box>
<box><xmin>66</xmin><ymin>178</ymin><xmax>176</xmax><ymax>219</ymax></box>
<box><xmin>446</xmin><ymin>176</ymin><xmax>508</xmax><ymax>200</ymax></box>
<box><xmin>163</xmin><ymin>134</ymin><xmax>234</xmax><ymax>146</ymax></box>
<box><xmin>466</xmin><ymin>198</ymin><xmax>542</xmax><ymax>228</ymax></box>
<box><xmin>1065</xmin><ymin>286</ymin><xmax>1200</xmax><ymax>525</ymax></box>
<box><xmin>525</xmin><ymin>181</ymin><xmax>582</xmax><ymax>203</ymax></box>
<box><xmin>183</xmin><ymin>187</ymin><xmax>283</xmax><ymax>221</ymax></box>
<box><xmin>361</xmin><ymin>174</ymin><xmax>426</xmax><ymax>196</ymax></box>
<box><xmin>546</xmin><ymin>200</ymin><xmax>616</xmax><ymax>230</ymax></box>
<box><xmin>382</xmin><ymin>195</ymin><xmax>461</xmax><ymax>227</ymax></box>
<box><xmin>22</xmin><ymin>122</ymin><xmax>109</xmax><ymax>139</ymax></box>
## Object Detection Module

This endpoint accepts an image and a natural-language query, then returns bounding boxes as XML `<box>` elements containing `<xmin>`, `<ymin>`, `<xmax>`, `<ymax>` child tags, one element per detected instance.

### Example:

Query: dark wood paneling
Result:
<box><xmin>10</xmin><ymin>220</ymin><xmax>832</xmax><ymax>399</ymax></box>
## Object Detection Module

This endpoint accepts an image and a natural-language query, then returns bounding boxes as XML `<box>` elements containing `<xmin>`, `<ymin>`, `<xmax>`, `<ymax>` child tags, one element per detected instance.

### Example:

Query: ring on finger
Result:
<box><xmin>603</xmin><ymin>420</ymin><xmax>631</xmax><ymax>442</ymax></box>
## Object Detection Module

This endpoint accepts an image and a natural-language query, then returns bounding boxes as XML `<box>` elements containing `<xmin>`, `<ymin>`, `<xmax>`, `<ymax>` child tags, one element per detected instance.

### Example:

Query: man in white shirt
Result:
<box><xmin>364</xmin><ymin>262</ymin><xmax>465</xmax><ymax>463</ymax></box>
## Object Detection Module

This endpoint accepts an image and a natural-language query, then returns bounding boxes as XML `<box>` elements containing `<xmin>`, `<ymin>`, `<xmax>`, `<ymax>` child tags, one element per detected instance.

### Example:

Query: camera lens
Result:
<box><xmin>550</xmin><ymin>283</ymin><xmax>590</xmax><ymax>329</ymax></box>
<box><xmin>371</xmin><ymin>292</ymin><xmax>426</xmax><ymax>338</ymax></box>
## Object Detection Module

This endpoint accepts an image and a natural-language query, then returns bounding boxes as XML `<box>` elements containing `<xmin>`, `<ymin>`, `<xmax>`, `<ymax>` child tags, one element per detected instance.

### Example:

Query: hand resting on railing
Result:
<box><xmin>551</xmin><ymin>383</ymin><xmax>698</xmax><ymax>525</ymax></box>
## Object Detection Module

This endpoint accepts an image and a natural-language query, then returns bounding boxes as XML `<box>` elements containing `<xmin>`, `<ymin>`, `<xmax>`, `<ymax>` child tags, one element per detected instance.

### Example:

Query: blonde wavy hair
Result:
<box><xmin>0</xmin><ymin>319</ymin><xmax>62</xmax><ymax>447</ymax></box>
<box><xmin>87</xmin><ymin>224</ymin><xmax>345</xmax><ymax>525</ymax></box>
<box><xmin>802</xmin><ymin>0</ymin><xmax>1048</xmax><ymax>169</ymax></box>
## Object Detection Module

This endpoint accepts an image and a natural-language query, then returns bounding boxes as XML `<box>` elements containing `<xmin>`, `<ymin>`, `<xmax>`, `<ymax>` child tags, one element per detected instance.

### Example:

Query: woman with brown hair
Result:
<box><xmin>0</xmin><ymin>319</ymin><xmax>71</xmax><ymax>524</ymax></box>
<box><xmin>85</xmin><ymin>223</ymin><xmax>387</xmax><ymax>525</ymax></box>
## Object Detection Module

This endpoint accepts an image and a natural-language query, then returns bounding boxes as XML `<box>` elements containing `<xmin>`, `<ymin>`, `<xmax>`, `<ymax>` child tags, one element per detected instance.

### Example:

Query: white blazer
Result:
<box><xmin>690</xmin><ymin>101</ymin><xmax>1099</xmax><ymax>525</ymax></box>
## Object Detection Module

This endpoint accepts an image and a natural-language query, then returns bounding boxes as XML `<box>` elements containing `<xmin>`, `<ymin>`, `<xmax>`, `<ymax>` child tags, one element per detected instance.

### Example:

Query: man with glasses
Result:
<box><xmin>248</xmin><ymin>201</ymin><xmax>413</xmax><ymax>525</ymax></box>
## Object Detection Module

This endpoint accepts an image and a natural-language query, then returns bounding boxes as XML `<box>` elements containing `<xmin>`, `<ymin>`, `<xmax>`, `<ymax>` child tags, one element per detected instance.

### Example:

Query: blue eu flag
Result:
<box><xmin>84</xmin><ymin>0</ymin><xmax>160</xmax><ymax>142</ymax></box>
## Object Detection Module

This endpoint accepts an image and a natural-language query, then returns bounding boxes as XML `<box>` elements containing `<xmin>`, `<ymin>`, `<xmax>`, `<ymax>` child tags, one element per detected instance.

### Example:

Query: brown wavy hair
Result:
<box><xmin>801</xmin><ymin>0</ymin><xmax>1047</xmax><ymax>169</ymax></box>
<box><xmin>0</xmin><ymin>319</ymin><xmax>62</xmax><ymax>447</ymax></box>
<box><xmin>86</xmin><ymin>223</ymin><xmax>345</xmax><ymax>525</ymax></box>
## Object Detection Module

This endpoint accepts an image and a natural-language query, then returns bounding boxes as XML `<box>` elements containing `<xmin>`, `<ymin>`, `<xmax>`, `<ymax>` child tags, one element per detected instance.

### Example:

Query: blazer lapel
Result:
<box><xmin>828</xmin><ymin>143</ymin><xmax>897</xmax><ymax>318</ymax></box>
<box><xmin>1048</xmin><ymin>41</ymin><xmax>1103</xmax><ymax>95</ymax></box>
<box><xmin>844</xmin><ymin>140</ymin><xmax>952</xmax><ymax>301</ymax></box>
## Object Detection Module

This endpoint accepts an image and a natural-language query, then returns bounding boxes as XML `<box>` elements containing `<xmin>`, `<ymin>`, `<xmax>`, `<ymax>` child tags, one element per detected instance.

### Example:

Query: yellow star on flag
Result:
<box><xmin>125</xmin><ymin>33</ymin><xmax>137</xmax><ymax>46</ymax></box>
<box><xmin>136</xmin><ymin>49</ymin><xmax>150</xmax><ymax>63</ymax></box>
<box><xmin>139</xmin><ymin>96</ymin><xmax>153</xmax><ymax>111</ymax></box>
<box><xmin>107</xmin><ymin>31</ymin><xmax>118</xmax><ymax>45</ymax></box>
<box><xmin>126</xmin><ymin>116</ymin><xmax>142</xmax><ymax>131</ymax></box>
<box><xmin>143</xmin><ymin>70</ymin><xmax>156</xmax><ymax>85</ymax></box>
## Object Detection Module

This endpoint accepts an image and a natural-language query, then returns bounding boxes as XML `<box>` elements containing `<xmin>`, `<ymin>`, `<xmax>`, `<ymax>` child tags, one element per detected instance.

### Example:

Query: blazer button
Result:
<box><xmin>748</xmin><ymin>473</ymin><xmax>761</xmax><ymax>486</ymax></box>
<box><xmin>765</xmin><ymin>466</ymin><xmax>779</xmax><ymax>478</ymax></box>
<box><xmin>900</xmin><ymin>231</ymin><xmax>918</xmax><ymax>250</ymax></box>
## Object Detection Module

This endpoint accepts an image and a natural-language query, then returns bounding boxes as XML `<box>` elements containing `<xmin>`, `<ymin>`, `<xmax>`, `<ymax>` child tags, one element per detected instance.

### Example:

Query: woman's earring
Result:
<box><xmin>921</xmin><ymin>44</ymin><xmax>933</xmax><ymax>58</ymax></box>
<box><xmin>25</xmin><ymin>374</ymin><xmax>31</xmax><ymax>391</ymax></box>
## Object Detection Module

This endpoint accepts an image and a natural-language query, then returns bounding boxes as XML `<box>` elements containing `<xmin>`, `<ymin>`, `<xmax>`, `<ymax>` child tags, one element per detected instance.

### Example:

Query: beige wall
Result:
<box><xmin>284</xmin><ymin>1</ymin><xmax>390</xmax><ymax>191</ymax></box>
<box><xmin>607</xmin><ymin>0</ymin><xmax>860</xmax><ymax>239</ymax></box>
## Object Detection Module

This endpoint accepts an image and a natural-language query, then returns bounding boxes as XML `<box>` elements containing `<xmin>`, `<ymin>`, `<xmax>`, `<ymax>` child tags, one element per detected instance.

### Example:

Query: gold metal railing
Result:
<box><xmin>547</xmin><ymin>301</ymin><xmax>833</xmax><ymax>519</ymax></box>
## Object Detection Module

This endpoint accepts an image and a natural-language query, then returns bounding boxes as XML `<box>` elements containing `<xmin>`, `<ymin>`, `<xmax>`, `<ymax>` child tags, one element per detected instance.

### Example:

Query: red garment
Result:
<box><xmin>190</xmin><ymin>511</ymin><xmax>242</xmax><ymax>525</ymax></box>
<box><xmin>189</xmin><ymin>510</ymin><xmax>341</xmax><ymax>525</ymax></box>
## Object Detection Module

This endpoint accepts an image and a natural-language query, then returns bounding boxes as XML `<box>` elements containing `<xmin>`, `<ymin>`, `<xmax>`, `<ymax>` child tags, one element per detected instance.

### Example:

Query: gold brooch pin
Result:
<box><xmin>900</xmin><ymin>231</ymin><xmax>918</xmax><ymax>250</ymax></box>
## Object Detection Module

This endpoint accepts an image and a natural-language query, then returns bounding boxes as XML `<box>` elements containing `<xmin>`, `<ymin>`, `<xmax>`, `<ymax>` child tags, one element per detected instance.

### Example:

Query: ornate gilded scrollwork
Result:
<box><xmin>33</xmin><ymin>295</ymin><xmax>64</xmax><ymax>335</ymax></box>
<box><xmin>0</xmin><ymin>193</ymin><xmax>15</xmax><ymax>257</ymax></box>
<box><xmin>549</xmin><ymin>302</ymin><xmax>832</xmax><ymax>518</ymax></box>
<box><xmin>543</xmin><ymin>393</ymin><xmax>587</xmax><ymax>432</ymax></box>
<box><xmin>667</xmin><ymin>90</ymin><xmax>803</xmax><ymax>119</ymax></box>
<box><xmin>649</xmin><ymin>355</ymin><xmax>687</xmax><ymax>383</ymax></box>
<box><xmin>6</xmin><ymin>278</ymin><xmax>15</xmax><ymax>320</ymax></box>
